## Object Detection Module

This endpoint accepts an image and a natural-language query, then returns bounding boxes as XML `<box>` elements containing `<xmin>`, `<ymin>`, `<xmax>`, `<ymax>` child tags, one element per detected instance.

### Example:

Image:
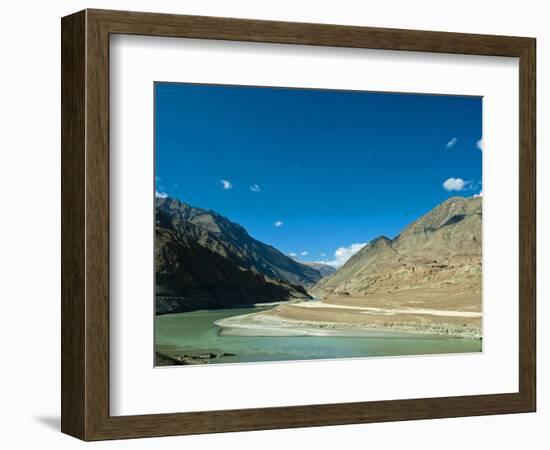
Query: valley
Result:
<box><xmin>155</xmin><ymin>195</ymin><xmax>483</xmax><ymax>365</ymax></box>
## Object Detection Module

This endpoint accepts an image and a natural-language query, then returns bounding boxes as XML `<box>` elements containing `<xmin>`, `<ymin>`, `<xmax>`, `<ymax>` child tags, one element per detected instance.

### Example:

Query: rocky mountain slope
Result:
<box><xmin>155</xmin><ymin>197</ymin><xmax>319</xmax><ymax>313</ymax></box>
<box><xmin>313</xmin><ymin>196</ymin><xmax>482</xmax><ymax>312</ymax></box>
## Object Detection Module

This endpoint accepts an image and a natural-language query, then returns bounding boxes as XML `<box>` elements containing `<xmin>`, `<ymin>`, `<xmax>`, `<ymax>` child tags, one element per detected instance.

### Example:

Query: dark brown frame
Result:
<box><xmin>61</xmin><ymin>9</ymin><xmax>536</xmax><ymax>441</ymax></box>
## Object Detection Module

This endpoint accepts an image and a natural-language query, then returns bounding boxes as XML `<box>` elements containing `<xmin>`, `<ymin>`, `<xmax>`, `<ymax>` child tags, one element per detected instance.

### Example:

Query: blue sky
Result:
<box><xmin>155</xmin><ymin>82</ymin><xmax>482</xmax><ymax>267</ymax></box>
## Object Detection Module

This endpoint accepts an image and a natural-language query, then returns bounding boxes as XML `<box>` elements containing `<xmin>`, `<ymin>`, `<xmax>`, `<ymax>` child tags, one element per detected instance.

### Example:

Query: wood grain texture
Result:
<box><xmin>61</xmin><ymin>10</ymin><xmax>86</xmax><ymax>439</ymax></box>
<box><xmin>89</xmin><ymin>8</ymin><xmax>532</xmax><ymax>56</ymax></box>
<box><xmin>85</xmin><ymin>10</ymin><xmax>111</xmax><ymax>439</ymax></box>
<box><xmin>518</xmin><ymin>39</ymin><xmax>536</xmax><ymax>409</ymax></box>
<box><xmin>61</xmin><ymin>9</ymin><xmax>537</xmax><ymax>441</ymax></box>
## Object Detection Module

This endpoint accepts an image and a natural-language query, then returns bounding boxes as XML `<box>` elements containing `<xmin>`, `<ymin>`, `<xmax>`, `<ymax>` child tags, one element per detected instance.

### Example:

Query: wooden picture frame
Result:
<box><xmin>61</xmin><ymin>9</ymin><xmax>536</xmax><ymax>441</ymax></box>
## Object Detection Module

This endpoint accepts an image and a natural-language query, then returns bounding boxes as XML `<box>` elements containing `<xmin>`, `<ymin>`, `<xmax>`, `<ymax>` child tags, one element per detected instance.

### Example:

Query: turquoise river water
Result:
<box><xmin>155</xmin><ymin>306</ymin><xmax>482</xmax><ymax>365</ymax></box>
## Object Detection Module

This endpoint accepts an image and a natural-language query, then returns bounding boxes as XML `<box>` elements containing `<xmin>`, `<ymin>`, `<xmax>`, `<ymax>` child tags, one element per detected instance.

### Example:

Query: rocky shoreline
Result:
<box><xmin>155</xmin><ymin>350</ymin><xmax>236</xmax><ymax>366</ymax></box>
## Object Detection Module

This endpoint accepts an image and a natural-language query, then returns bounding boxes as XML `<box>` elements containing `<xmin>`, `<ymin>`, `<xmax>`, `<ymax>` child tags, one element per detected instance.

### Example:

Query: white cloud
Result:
<box><xmin>320</xmin><ymin>253</ymin><xmax>326</xmax><ymax>257</ymax></box>
<box><xmin>476</xmin><ymin>139</ymin><xmax>483</xmax><ymax>151</ymax></box>
<box><xmin>274</xmin><ymin>220</ymin><xmax>283</xmax><ymax>227</ymax></box>
<box><xmin>442</xmin><ymin>177</ymin><xmax>467</xmax><ymax>191</ymax></box>
<box><xmin>250</xmin><ymin>184</ymin><xmax>261</xmax><ymax>192</ymax></box>
<box><xmin>317</xmin><ymin>243</ymin><xmax>367</xmax><ymax>268</ymax></box>
<box><xmin>220</xmin><ymin>179</ymin><xmax>233</xmax><ymax>190</ymax></box>
<box><xmin>300</xmin><ymin>251</ymin><xmax>308</xmax><ymax>256</ymax></box>
<box><xmin>474</xmin><ymin>190</ymin><xmax>483</xmax><ymax>198</ymax></box>
<box><xmin>446</xmin><ymin>137</ymin><xmax>458</xmax><ymax>148</ymax></box>
<box><xmin>288</xmin><ymin>252</ymin><xmax>297</xmax><ymax>257</ymax></box>
<box><xmin>155</xmin><ymin>191</ymin><xmax>168</xmax><ymax>199</ymax></box>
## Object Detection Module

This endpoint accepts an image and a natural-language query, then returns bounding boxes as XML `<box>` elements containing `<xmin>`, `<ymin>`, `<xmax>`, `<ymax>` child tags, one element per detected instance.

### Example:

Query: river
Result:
<box><xmin>155</xmin><ymin>306</ymin><xmax>482</xmax><ymax>365</ymax></box>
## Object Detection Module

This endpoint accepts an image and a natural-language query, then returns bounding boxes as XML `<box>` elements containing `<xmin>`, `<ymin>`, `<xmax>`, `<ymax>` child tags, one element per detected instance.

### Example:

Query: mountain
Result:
<box><xmin>155</xmin><ymin>197</ymin><xmax>319</xmax><ymax>313</ymax></box>
<box><xmin>214</xmin><ymin>196</ymin><xmax>482</xmax><ymax>339</ymax></box>
<box><xmin>313</xmin><ymin>196</ymin><xmax>482</xmax><ymax>306</ymax></box>
<box><xmin>301</xmin><ymin>262</ymin><xmax>337</xmax><ymax>278</ymax></box>
<box><xmin>156</xmin><ymin>197</ymin><xmax>321</xmax><ymax>286</ymax></box>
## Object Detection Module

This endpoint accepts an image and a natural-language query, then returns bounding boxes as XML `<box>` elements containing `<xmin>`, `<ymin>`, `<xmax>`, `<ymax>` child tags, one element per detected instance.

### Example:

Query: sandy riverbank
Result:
<box><xmin>215</xmin><ymin>294</ymin><xmax>482</xmax><ymax>339</ymax></box>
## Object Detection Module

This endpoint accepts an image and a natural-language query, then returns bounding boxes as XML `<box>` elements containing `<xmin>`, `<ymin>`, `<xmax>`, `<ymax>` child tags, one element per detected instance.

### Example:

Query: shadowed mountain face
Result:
<box><xmin>155</xmin><ymin>197</ymin><xmax>319</xmax><ymax>313</ymax></box>
<box><xmin>314</xmin><ymin>196</ymin><xmax>482</xmax><ymax>305</ymax></box>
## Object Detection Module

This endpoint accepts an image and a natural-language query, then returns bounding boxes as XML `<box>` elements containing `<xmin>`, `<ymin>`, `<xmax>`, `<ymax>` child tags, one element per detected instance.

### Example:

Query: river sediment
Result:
<box><xmin>214</xmin><ymin>298</ymin><xmax>482</xmax><ymax>339</ymax></box>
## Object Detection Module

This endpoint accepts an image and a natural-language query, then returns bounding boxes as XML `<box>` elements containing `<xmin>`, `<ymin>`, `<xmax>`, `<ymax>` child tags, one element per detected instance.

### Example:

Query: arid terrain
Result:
<box><xmin>215</xmin><ymin>196</ymin><xmax>482</xmax><ymax>339</ymax></box>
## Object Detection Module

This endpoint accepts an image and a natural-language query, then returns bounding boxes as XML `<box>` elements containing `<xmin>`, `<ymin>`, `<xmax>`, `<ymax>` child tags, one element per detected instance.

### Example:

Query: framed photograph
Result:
<box><xmin>61</xmin><ymin>9</ymin><xmax>536</xmax><ymax>441</ymax></box>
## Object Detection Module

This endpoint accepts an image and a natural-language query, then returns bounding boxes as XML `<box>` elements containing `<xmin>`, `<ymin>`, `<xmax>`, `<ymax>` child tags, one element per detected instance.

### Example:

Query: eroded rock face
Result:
<box><xmin>313</xmin><ymin>196</ymin><xmax>482</xmax><ymax>304</ymax></box>
<box><xmin>155</xmin><ymin>197</ymin><xmax>316</xmax><ymax>314</ymax></box>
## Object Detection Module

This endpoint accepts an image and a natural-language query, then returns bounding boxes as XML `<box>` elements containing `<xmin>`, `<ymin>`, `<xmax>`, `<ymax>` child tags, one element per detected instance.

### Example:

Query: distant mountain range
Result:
<box><xmin>155</xmin><ymin>197</ymin><xmax>322</xmax><ymax>313</ymax></box>
<box><xmin>300</xmin><ymin>262</ymin><xmax>337</xmax><ymax>278</ymax></box>
<box><xmin>313</xmin><ymin>196</ymin><xmax>482</xmax><ymax>305</ymax></box>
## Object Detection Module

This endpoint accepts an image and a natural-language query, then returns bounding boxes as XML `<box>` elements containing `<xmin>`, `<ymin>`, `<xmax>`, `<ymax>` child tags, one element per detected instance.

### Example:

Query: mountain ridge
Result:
<box><xmin>313</xmin><ymin>196</ymin><xmax>482</xmax><ymax>301</ymax></box>
<box><xmin>155</xmin><ymin>196</ymin><xmax>320</xmax><ymax>313</ymax></box>
<box><xmin>300</xmin><ymin>261</ymin><xmax>337</xmax><ymax>278</ymax></box>
<box><xmin>156</xmin><ymin>197</ymin><xmax>322</xmax><ymax>286</ymax></box>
